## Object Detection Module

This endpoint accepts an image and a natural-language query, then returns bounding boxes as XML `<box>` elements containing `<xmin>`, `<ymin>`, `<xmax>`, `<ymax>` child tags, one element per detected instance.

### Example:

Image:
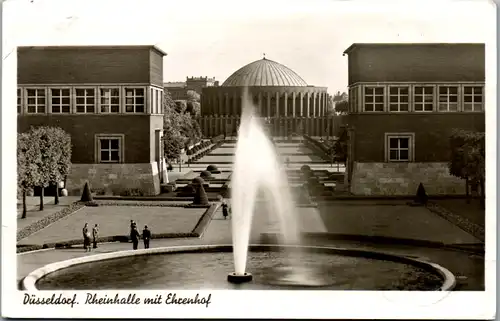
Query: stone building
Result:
<box><xmin>164</xmin><ymin>76</ymin><xmax>218</xmax><ymax>101</ymax></box>
<box><xmin>343</xmin><ymin>43</ymin><xmax>485</xmax><ymax>195</ymax></box>
<box><xmin>17</xmin><ymin>45</ymin><xmax>168</xmax><ymax>196</ymax></box>
<box><xmin>200</xmin><ymin>57</ymin><xmax>335</xmax><ymax>137</ymax></box>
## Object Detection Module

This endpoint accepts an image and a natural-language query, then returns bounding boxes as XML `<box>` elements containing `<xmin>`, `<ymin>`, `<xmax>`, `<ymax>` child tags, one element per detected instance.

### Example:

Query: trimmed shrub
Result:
<box><xmin>200</xmin><ymin>170</ymin><xmax>213</xmax><ymax>180</ymax></box>
<box><xmin>192</xmin><ymin>177</ymin><xmax>205</xmax><ymax>185</ymax></box>
<box><xmin>81</xmin><ymin>182</ymin><xmax>93</xmax><ymax>202</ymax></box>
<box><xmin>415</xmin><ymin>183</ymin><xmax>428</xmax><ymax>205</ymax></box>
<box><xmin>167</xmin><ymin>163</ymin><xmax>173</xmax><ymax>171</ymax></box>
<box><xmin>207</xmin><ymin>164</ymin><xmax>218</xmax><ymax>173</ymax></box>
<box><xmin>193</xmin><ymin>183</ymin><xmax>209</xmax><ymax>205</ymax></box>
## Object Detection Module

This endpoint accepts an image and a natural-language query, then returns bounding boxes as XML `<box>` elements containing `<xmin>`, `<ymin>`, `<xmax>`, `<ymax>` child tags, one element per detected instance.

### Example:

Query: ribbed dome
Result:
<box><xmin>222</xmin><ymin>58</ymin><xmax>308</xmax><ymax>87</ymax></box>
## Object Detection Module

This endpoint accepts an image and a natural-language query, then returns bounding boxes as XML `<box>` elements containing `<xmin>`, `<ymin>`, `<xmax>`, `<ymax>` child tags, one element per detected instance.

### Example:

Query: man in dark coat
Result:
<box><xmin>142</xmin><ymin>225</ymin><xmax>152</xmax><ymax>249</ymax></box>
<box><xmin>130</xmin><ymin>226</ymin><xmax>140</xmax><ymax>250</ymax></box>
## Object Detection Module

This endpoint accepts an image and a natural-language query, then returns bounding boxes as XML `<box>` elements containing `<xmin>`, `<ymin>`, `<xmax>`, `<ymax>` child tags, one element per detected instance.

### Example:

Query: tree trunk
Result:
<box><xmin>465</xmin><ymin>178</ymin><xmax>470</xmax><ymax>204</ymax></box>
<box><xmin>55</xmin><ymin>184</ymin><xmax>59</xmax><ymax>205</ymax></box>
<box><xmin>22</xmin><ymin>190</ymin><xmax>27</xmax><ymax>219</ymax></box>
<box><xmin>39</xmin><ymin>187</ymin><xmax>44</xmax><ymax>211</ymax></box>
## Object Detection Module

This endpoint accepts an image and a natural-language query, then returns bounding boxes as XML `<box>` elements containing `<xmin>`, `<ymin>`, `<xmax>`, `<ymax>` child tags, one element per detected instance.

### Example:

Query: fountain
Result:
<box><xmin>228</xmin><ymin>90</ymin><xmax>306</xmax><ymax>284</ymax></box>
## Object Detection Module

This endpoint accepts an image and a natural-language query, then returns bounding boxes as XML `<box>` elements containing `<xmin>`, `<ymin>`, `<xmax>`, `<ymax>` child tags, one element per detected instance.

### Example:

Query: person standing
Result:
<box><xmin>142</xmin><ymin>225</ymin><xmax>151</xmax><ymax>249</ymax></box>
<box><xmin>222</xmin><ymin>202</ymin><xmax>229</xmax><ymax>220</ymax></box>
<box><xmin>130</xmin><ymin>226</ymin><xmax>140</xmax><ymax>250</ymax></box>
<box><xmin>83</xmin><ymin>223</ymin><xmax>91</xmax><ymax>252</ymax></box>
<box><xmin>92</xmin><ymin>224</ymin><xmax>99</xmax><ymax>249</ymax></box>
<box><xmin>129</xmin><ymin>220</ymin><xmax>136</xmax><ymax>242</ymax></box>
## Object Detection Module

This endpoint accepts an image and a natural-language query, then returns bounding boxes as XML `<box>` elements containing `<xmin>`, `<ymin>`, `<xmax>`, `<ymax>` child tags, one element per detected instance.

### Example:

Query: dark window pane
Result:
<box><xmin>449</xmin><ymin>87</ymin><xmax>458</xmax><ymax>94</ymax></box>
<box><xmin>400</xmin><ymin>95</ymin><xmax>408</xmax><ymax>103</ymax></box>
<box><xmin>464</xmin><ymin>95</ymin><xmax>473</xmax><ymax>103</ymax></box>
<box><xmin>126</xmin><ymin>98</ymin><xmax>134</xmax><ymax>105</ymax></box>
<box><xmin>28</xmin><ymin>106</ymin><xmax>36</xmax><ymax>113</ymax></box>
<box><xmin>389</xmin><ymin>138</ymin><xmax>398</xmax><ymax>148</ymax></box>
<box><xmin>125</xmin><ymin>90</ymin><xmax>134</xmax><ymax>97</ymax></box>
<box><xmin>77</xmin><ymin>106</ymin><xmax>85</xmax><ymax>113</ymax></box>
<box><xmin>399</xmin><ymin>149</ymin><xmax>409</xmax><ymax>160</ymax></box>
<box><xmin>136</xmin><ymin>105</ymin><xmax>145</xmax><ymax>113</ymax></box>
<box><xmin>126</xmin><ymin>105</ymin><xmax>134</xmax><ymax>113</ymax></box>
<box><xmin>136</xmin><ymin>89</ymin><xmax>144</xmax><ymax>96</ymax></box>
<box><xmin>449</xmin><ymin>103</ymin><xmax>458</xmax><ymax>111</ymax></box>
<box><xmin>364</xmin><ymin>104</ymin><xmax>373</xmax><ymax>112</ymax></box>
<box><xmin>76</xmin><ymin>97</ymin><xmax>85</xmax><ymax>104</ymax></box>
<box><xmin>438</xmin><ymin>103</ymin><xmax>448</xmax><ymax>111</ymax></box>
<box><xmin>389</xmin><ymin>104</ymin><xmax>399</xmax><ymax>111</ymax></box>
<box><xmin>424</xmin><ymin>104</ymin><xmax>433</xmax><ymax>111</ymax></box>
<box><xmin>390</xmin><ymin>87</ymin><xmax>398</xmax><ymax>95</ymax></box>
<box><xmin>365</xmin><ymin>96</ymin><xmax>373</xmax><ymax>103</ymax></box>
<box><xmin>111</xmin><ymin>106</ymin><xmax>120</xmax><ymax>113</ymax></box>
<box><xmin>62</xmin><ymin>98</ymin><xmax>70</xmax><ymax>105</ymax></box>
<box><xmin>414</xmin><ymin>87</ymin><xmax>422</xmax><ymax>94</ymax></box>
<box><xmin>374</xmin><ymin>88</ymin><xmax>383</xmax><ymax>95</ymax></box>
<box><xmin>28</xmin><ymin>98</ymin><xmax>36</xmax><ymax>105</ymax></box>
<box><xmin>424</xmin><ymin>95</ymin><xmax>433</xmax><ymax>102</ymax></box>
<box><xmin>374</xmin><ymin>104</ymin><xmax>383</xmax><ymax>111</ymax></box>
<box><xmin>62</xmin><ymin>89</ymin><xmax>70</xmax><ymax>96</ymax></box>
<box><xmin>110</xmin><ymin>139</ymin><xmax>119</xmax><ymax>149</ymax></box>
<box><xmin>424</xmin><ymin>87</ymin><xmax>433</xmax><ymax>94</ymax></box>
<box><xmin>439</xmin><ymin>96</ymin><xmax>448</xmax><ymax>103</ymax></box>
<box><xmin>473</xmin><ymin>87</ymin><xmax>482</xmax><ymax>94</ymax></box>
<box><xmin>449</xmin><ymin>95</ymin><xmax>458</xmax><ymax>103</ymax></box>
<box><xmin>136</xmin><ymin>97</ymin><xmax>144</xmax><ymax>105</ymax></box>
<box><xmin>473</xmin><ymin>103</ymin><xmax>482</xmax><ymax>111</ymax></box>
<box><xmin>52</xmin><ymin>98</ymin><xmax>59</xmax><ymax>104</ymax></box>
<box><xmin>400</xmin><ymin>138</ymin><xmax>409</xmax><ymax>148</ymax></box>
<box><xmin>439</xmin><ymin>87</ymin><xmax>447</xmax><ymax>94</ymax></box>
<box><xmin>87</xmin><ymin>106</ymin><xmax>95</xmax><ymax>113</ymax></box>
<box><xmin>62</xmin><ymin>105</ymin><xmax>70</xmax><ymax>113</ymax></box>
<box><xmin>463</xmin><ymin>103</ymin><xmax>472</xmax><ymax>111</ymax></box>
<box><xmin>88</xmin><ymin>97</ymin><xmax>95</xmax><ymax>105</ymax></box>
<box><xmin>110</xmin><ymin>151</ymin><xmax>120</xmax><ymax>161</ymax></box>
<box><xmin>400</xmin><ymin>104</ymin><xmax>409</xmax><ymax>111</ymax></box>
<box><xmin>389</xmin><ymin>150</ymin><xmax>398</xmax><ymax>160</ymax></box>
<box><xmin>464</xmin><ymin>87</ymin><xmax>472</xmax><ymax>94</ymax></box>
<box><xmin>100</xmin><ymin>151</ymin><xmax>108</xmax><ymax>162</ymax></box>
<box><xmin>101</xmin><ymin>106</ymin><xmax>109</xmax><ymax>113</ymax></box>
<box><xmin>400</xmin><ymin>87</ymin><xmax>408</xmax><ymax>95</ymax></box>
<box><xmin>100</xmin><ymin>139</ymin><xmax>109</xmax><ymax>149</ymax></box>
<box><xmin>475</xmin><ymin>95</ymin><xmax>483</xmax><ymax>102</ymax></box>
<box><xmin>39</xmin><ymin>106</ymin><xmax>46</xmax><ymax>113</ymax></box>
<box><xmin>111</xmin><ymin>97</ymin><xmax>120</xmax><ymax>104</ymax></box>
<box><xmin>414</xmin><ymin>103</ymin><xmax>423</xmax><ymax>111</ymax></box>
<box><xmin>375</xmin><ymin>95</ymin><xmax>384</xmax><ymax>103</ymax></box>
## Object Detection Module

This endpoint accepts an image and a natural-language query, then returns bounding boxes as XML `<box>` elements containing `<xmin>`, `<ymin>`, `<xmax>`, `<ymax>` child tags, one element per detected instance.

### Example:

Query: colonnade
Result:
<box><xmin>201</xmin><ymin>88</ymin><xmax>329</xmax><ymax>117</ymax></box>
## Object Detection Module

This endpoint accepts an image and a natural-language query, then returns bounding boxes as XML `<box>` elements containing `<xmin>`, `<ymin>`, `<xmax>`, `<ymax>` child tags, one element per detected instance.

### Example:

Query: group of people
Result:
<box><xmin>82</xmin><ymin>223</ymin><xmax>99</xmax><ymax>252</ymax></box>
<box><xmin>129</xmin><ymin>220</ymin><xmax>152</xmax><ymax>250</ymax></box>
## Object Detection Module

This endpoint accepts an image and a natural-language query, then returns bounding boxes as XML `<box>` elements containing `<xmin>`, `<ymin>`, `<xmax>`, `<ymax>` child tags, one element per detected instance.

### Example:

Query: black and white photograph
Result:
<box><xmin>2</xmin><ymin>0</ymin><xmax>496</xmax><ymax>319</ymax></box>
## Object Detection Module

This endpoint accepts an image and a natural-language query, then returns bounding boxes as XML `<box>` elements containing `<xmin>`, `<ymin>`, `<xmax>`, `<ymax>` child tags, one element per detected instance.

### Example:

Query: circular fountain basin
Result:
<box><xmin>25</xmin><ymin>245</ymin><xmax>455</xmax><ymax>291</ymax></box>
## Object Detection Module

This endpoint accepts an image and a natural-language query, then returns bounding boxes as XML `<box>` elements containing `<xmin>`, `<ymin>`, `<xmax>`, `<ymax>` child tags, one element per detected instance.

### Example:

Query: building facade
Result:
<box><xmin>164</xmin><ymin>76</ymin><xmax>218</xmax><ymax>101</ymax></box>
<box><xmin>344</xmin><ymin>43</ymin><xmax>485</xmax><ymax>195</ymax></box>
<box><xmin>17</xmin><ymin>45</ymin><xmax>168</xmax><ymax>196</ymax></box>
<box><xmin>200</xmin><ymin>57</ymin><xmax>334</xmax><ymax>137</ymax></box>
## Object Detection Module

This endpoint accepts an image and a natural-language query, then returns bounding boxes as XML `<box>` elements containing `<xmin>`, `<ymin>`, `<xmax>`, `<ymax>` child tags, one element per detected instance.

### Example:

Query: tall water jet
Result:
<box><xmin>228</xmin><ymin>89</ymin><xmax>302</xmax><ymax>283</ymax></box>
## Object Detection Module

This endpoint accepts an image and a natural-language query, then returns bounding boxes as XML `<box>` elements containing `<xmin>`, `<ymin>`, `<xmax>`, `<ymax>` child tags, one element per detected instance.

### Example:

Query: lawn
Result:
<box><xmin>433</xmin><ymin>199</ymin><xmax>485</xmax><ymax>228</ymax></box>
<box><xmin>317</xmin><ymin>201</ymin><xmax>481</xmax><ymax>244</ymax></box>
<box><xmin>17</xmin><ymin>206</ymin><xmax>207</xmax><ymax>245</ymax></box>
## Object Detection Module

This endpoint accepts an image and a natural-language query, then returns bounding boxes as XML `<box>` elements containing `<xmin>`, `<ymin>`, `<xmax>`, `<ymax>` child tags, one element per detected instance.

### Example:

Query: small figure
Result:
<box><xmin>130</xmin><ymin>226</ymin><xmax>140</xmax><ymax>250</ymax></box>
<box><xmin>82</xmin><ymin>223</ymin><xmax>91</xmax><ymax>252</ymax></box>
<box><xmin>142</xmin><ymin>225</ymin><xmax>151</xmax><ymax>249</ymax></box>
<box><xmin>92</xmin><ymin>224</ymin><xmax>99</xmax><ymax>249</ymax></box>
<box><xmin>222</xmin><ymin>202</ymin><xmax>229</xmax><ymax>220</ymax></box>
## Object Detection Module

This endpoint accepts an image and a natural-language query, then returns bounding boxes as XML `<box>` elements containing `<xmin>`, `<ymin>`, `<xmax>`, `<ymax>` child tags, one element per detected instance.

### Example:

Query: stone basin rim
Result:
<box><xmin>21</xmin><ymin>244</ymin><xmax>456</xmax><ymax>291</ymax></box>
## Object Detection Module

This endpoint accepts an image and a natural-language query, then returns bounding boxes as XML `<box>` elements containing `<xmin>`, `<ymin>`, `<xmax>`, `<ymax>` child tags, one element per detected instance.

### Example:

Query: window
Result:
<box><xmin>389</xmin><ymin>87</ymin><xmax>409</xmax><ymax>112</ymax></box>
<box><xmin>75</xmin><ymin>88</ymin><xmax>95</xmax><ymax>113</ymax></box>
<box><xmin>438</xmin><ymin>86</ymin><xmax>458</xmax><ymax>112</ymax></box>
<box><xmin>17</xmin><ymin>88</ymin><xmax>22</xmax><ymax>114</ymax></box>
<box><xmin>125</xmin><ymin>88</ymin><xmax>145</xmax><ymax>113</ymax></box>
<box><xmin>157</xmin><ymin>90</ymin><xmax>163</xmax><ymax>114</ymax></box>
<box><xmin>51</xmin><ymin>88</ymin><xmax>71</xmax><ymax>113</ymax></box>
<box><xmin>364</xmin><ymin>87</ymin><xmax>384</xmax><ymax>112</ymax></box>
<box><xmin>414</xmin><ymin>86</ymin><xmax>434</xmax><ymax>112</ymax></box>
<box><xmin>26</xmin><ymin>89</ymin><xmax>46</xmax><ymax>114</ymax></box>
<box><xmin>151</xmin><ymin>88</ymin><xmax>156</xmax><ymax>114</ymax></box>
<box><xmin>97</xmin><ymin>135</ymin><xmax>123</xmax><ymax>163</ymax></box>
<box><xmin>386</xmin><ymin>134</ymin><xmax>414</xmax><ymax>162</ymax></box>
<box><xmin>100</xmin><ymin>88</ymin><xmax>120</xmax><ymax>113</ymax></box>
<box><xmin>463</xmin><ymin>86</ymin><xmax>483</xmax><ymax>112</ymax></box>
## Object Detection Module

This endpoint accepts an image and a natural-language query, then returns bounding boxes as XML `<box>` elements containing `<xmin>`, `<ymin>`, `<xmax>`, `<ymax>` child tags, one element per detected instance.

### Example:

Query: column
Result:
<box><xmin>284</xmin><ymin>92</ymin><xmax>288</xmax><ymax>117</ymax></box>
<box><xmin>318</xmin><ymin>92</ymin><xmax>323</xmax><ymax>116</ymax></box>
<box><xmin>300</xmin><ymin>92</ymin><xmax>304</xmax><ymax>117</ymax></box>
<box><xmin>258</xmin><ymin>92</ymin><xmax>263</xmax><ymax>116</ymax></box>
<box><xmin>225</xmin><ymin>93</ymin><xmax>229</xmax><ymax>115</ymax></box>
<box><xmin>275</xmin><ymin>92</ymin><xmax>280</xmax><ymax>117</ymax></box>
<box><xmin>267</xmin><ymin>93</ymin><xmax>271</xmax><ymax>117</ymax></box>
<box><xmin>306</xmin><ymin>92</ymin><xmax>310</xmax><ymax>117</ymax></box>
<box><xmin>292</xmin><ymin>92</ymin><xmax>296</xmax><ymax>117</ymax></box>
<box><xmin>233</xmin><ymin>93</ymin><xmax>237</xmax><ymax>115</ymax></box>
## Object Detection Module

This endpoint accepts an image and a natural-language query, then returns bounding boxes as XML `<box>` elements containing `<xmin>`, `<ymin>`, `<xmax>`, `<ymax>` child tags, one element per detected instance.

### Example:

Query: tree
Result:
<box><xmin>186</xmin><ymin>90</ymin><xmax>201</xmax><ymax>103</ymax></box>
<box><xmin>449</xmin><ymin>129</ymin><xmax>485</xmax><ymax>207</ymax></box>
<box><xmin>28</xmin><ymin>126</ymin><xmax>72</xmax><ymax>210</ymax></box>
<box><xmin>334</xmin><ymin>100</ymin><xmax>349</xmax><ymax>114</ymax></box>
<box><xmin>332</xmin><ymin>126</ymin><xmax>348</xmax><ymax>165</ymax></box>
<box><xmin>17</xmin><ymin>132</ymin><xmax>42</xmax><ymax>218</ymax></box>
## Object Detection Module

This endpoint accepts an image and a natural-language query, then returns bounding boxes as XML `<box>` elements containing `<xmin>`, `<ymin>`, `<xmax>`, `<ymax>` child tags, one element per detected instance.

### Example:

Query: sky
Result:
<box><xmin>3</xmin><ymin>0</ymin><xmax>495</xmax><ymax>93</ymax></box>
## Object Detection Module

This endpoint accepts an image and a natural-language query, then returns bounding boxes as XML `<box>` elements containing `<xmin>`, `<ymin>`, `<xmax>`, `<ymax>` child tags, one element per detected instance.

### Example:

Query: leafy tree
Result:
<box><xmin>28</xmin><ymin>126</ymin><xmax>72</xmax><ymax>210</ymax></box>
<box><xmin>449</xmin><ymin>129</ymin><xmax>485</xmax><ymax>207</ymax></box>
<box><xmin>186</xmin><ymin>90</ymin><xmax>201</xmax><ymax>103</ymax></box>
<box><xmin>17</xmin><ymin>132</ymin><xmax>42</xmax><ymax>218</ymax></box>
<box><xmin>186</xmin><ymin>101</ymin><xmax>201</xmax><ymax>117</ymax></box>
<box><xmin>334</xmin><ymin>100</ymin><xmax>349</xmax><ymax>114</ymax></box>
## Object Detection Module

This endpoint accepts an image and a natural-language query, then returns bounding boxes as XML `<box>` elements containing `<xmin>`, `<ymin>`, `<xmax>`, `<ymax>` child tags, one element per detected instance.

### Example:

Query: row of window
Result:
<box><xmin>350</xmin><ymin>85</ymin><xmax>484</xmax><ymax>113</ymax></box>
<box><xmin>17</xmin><ymin>86</ymin><xmax>164</xmax><ymax>115</ymax></box>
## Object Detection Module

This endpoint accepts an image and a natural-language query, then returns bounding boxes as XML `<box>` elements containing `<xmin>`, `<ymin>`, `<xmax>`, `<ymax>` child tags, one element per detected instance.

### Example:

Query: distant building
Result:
<box><xmin>343</xmin><ymin>43</ymin><xmax>485</xmax><ymax>195</ymax></box>
<box><xmin>164</xmin><ymin>76</ymin><xmax>218</xmax><ymax>101</ymax></box>
<box><xmin>17</xmin><ymin>45</ymin><xmax>168</xmax><ymax>196</ymax></box>
<box><xmin>200</xmin><ymin>57</ymin><xmax>336</xmax><ymax>137</ymax></box>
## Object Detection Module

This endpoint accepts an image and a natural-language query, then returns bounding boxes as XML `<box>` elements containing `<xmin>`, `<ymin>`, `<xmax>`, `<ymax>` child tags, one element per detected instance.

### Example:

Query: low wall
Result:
<box><xmin>65</xmin><ymin>162</ymin><xmax>163</xmax><ymax>196</ymax></box>
<box><xmin>350</xmin><ymin>162</ymin><xmax>465</xmax><ymax>196</ymax></box>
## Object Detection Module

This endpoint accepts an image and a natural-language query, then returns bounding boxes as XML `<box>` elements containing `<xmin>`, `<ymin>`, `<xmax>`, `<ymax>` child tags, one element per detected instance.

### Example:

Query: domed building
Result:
<box><xmin>200</xmin><ymin>57</ymin><xmax>334</xmax><ymax>137</ymax></box>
